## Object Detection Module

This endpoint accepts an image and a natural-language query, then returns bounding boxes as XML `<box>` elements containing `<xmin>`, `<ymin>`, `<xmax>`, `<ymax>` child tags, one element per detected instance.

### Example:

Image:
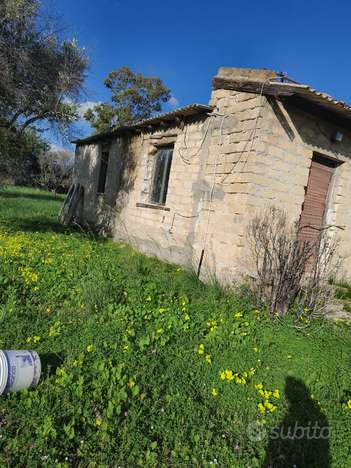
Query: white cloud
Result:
<box><xmin>49</xmin><ymin>144</ymin><xmax>75</xmax><ymax>161</ymax></box>
<box><xmin>77</xmin><ymin>101</ymin><xmax>102</xmax><ymax>124</ymax></box>
<box><xmin>50</xmin><ymin>143</ymin><xmax>64</xmax><ymax>153</ymax></box>
<box><xmin>168</xmin><ymin>96</ymin><xmax>179</xmax><ymax>109</ymax></box>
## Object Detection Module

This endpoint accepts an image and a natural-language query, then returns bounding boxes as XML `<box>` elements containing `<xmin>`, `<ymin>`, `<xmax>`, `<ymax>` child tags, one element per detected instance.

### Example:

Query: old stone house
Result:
<box><xmin>72</xmin><ymin>67</ymin><xmax>351</xmax><ymax>279</ymax></box>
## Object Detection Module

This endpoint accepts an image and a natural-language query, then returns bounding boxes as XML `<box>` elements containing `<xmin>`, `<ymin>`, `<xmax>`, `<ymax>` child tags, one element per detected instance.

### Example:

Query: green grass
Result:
<box><xmin>0</xmin><ymin>186</ymin><xmax>351</xmax><ymax>468</ymax></box>
<box><xmin>329</xmin><ymin>277</ymin><xmax>351</xmax><ymax>311</ymax></box>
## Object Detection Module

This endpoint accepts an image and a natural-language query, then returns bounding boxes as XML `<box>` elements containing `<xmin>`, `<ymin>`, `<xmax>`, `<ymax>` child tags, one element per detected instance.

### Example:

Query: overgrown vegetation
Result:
<box><xmin>1</xmin><ymin>148</ymin><xmax>73</xmax><ymax>194</ymax></box>
<box><xmin>0</xmin><ymin>187</ymin><xmax>351</xmax><ymax>468</ymax></box>
<box><xmin>31</xmin><ymin>150</ymin><xmax>73</xmax><ymax>196</ymax></box>
<box><xmin>0</xmin><ymin>0</ymin><xmax>91</xmax><ymax>144</ymax></box>
<box><xmin>248</xmin><ymin>206</ymin><xmax>342</xmax><ymax>329</ymax></box>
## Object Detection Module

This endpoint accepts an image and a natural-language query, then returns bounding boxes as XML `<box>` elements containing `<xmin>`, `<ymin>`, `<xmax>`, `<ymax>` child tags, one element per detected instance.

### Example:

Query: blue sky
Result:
<box><xmin>53</xmin><ymin>0</ymin><xmax>351</xmax><ymax>149</ymax></box>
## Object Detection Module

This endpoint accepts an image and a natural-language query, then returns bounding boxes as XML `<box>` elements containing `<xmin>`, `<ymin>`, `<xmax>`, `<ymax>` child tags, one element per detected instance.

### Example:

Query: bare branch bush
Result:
<box><xmin>291</xmin><ymin>230</ymin><xmax>342</xmax><ymax>331</ymax></box>
<box><xmin>248</xmin><ymin>206</ymin><xmax>342</xmax><ymax>326</ymax></box>
<box><xmin>32</xmin><ymin>150</ymin><xmax>73</xmax><ymax>196</ymax></box>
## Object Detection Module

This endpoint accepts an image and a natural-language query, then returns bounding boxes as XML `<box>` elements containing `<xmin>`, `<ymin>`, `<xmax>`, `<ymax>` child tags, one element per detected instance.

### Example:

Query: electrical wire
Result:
<box><xmin>169</xmin><ymin>212</ymin><xmax>198</xmax><ymax>233</ymax></box>
<box><xmin>221</xmin><ymin>77</ymin><xmax>274</xmax><ymax>186</ymax></box>
<box><xmin>178</xmin><ymin>111</ymin><xmax>223</xmax><ymax>164</ymax></box>
<box><xmin>202</xmin><ymin>115</ymin><xmax>226</xmax><ymax>249</ymax></box>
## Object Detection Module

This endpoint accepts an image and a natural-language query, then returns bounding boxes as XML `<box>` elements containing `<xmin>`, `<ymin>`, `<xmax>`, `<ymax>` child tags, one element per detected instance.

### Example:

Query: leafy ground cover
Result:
<box><xmin>0</xmin><ymin>186</ymin><xmax>351</xmax><ymax>468</ymax></box>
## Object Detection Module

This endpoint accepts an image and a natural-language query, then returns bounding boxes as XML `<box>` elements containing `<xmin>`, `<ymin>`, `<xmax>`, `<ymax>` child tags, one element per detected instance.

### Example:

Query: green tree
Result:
<box><xmin>0</xmin><ymin>126</ymin><xmax>50</xmax><ymax>186</ymax></box>
<box><xmin>0</xmin><ymin>0</ymin><xmax>91</xmax><ymax>144</ymax></box>
<box><xmin>84</xmin><ymin>66</ymin><xmax>171</xmax><ymax>134</ymax></box>
<box><xmin>32</xmin><ymin>149</ymin><xmax>73</xmax><ymax>196</ymax></box>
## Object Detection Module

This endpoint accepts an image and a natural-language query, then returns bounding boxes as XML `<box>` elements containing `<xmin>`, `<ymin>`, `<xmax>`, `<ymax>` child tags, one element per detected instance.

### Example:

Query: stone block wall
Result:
<box><xmin>73</xmin><ymin>114</ymin><xmax>214</xmax><ymax>266</ymax></box>
<box><xmin>73</xmin><ymin>67</ymin><xmax>351</xmax><ymax>281</ymax></box>
<box><xmin>192</xmin><ymin>81</ymin><xmax>351</xmax><ymax>280</ymax></box>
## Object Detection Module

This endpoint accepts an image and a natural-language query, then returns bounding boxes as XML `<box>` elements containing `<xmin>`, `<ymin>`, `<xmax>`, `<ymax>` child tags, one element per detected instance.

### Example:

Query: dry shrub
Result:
<box><xmin>248</xmin><ymin>206</ymin><xmax>342</xmax><ymax>326</ymax></box>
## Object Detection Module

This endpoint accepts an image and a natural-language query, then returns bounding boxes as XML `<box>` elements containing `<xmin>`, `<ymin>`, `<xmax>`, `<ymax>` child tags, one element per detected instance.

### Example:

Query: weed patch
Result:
<box><xmin>0</xmin><ymin>187</ymin><xmax>350</xmax><ymax>467</ymax></box>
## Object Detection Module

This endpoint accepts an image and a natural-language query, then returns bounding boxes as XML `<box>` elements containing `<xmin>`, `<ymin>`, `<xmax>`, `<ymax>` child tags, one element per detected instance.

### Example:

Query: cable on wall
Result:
<box><xmin>168</xmin><ymin>212</ymin><xmax>198</xmax><ymax>234</ymax></box>
<box><xmin>197</xmin><ymin>114</ymin><xmax>226</xmax><ymax>276</ymax></box>
<box><xmin>197</xmin><ymin>80</ymin><xmax>273</xmax><ymax>276</ymax></box>
<box><xmin>221</xmin><ymin>76</ymin><xmax>274</xmax><ymax>186</ymax></box>
<box><xmin>178</xmin><ymin>111</ymin><xmax>224</xmax><ymax>164</ymax></box>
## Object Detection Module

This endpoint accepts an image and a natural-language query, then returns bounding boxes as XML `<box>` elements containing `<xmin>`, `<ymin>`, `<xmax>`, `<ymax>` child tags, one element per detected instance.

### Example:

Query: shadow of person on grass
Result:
<box><xmin>263</xmin><ymin>376</ymin><xmax>331</xmax><ymax>468</ymax></box>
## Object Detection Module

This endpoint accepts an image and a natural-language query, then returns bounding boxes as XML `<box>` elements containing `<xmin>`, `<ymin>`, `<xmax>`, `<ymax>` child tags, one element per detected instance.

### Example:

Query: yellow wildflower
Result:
<box><xmin>212</xmin><ymin>388</ymin><xmax>217</xmax><ymax>396</ymax></box>
<box><xmin>146</xmin><ymin>297</ymin><xmax>151</xmax><ymax>301</ymax></box>
<box><xmin>221</xmin><ymin>372</ymin><xmax>226</xmax><ymax>380</ymax></box>
<box><xmin>185</xmin><ymin>315</ymin><xmax>190</xmax><ymax>320</ymax></box>
<box><xmin>199</xmin><ymin>344</ymin><xmax>204</xmax><ymax>349</ymax></box>
<box><xmin>96</xmin><ymin>420</ymin><xmax>102</xmax><ymax>425</ymax></box>
<box><xmin>157</xmin><ymin>329</ymin><xmax>163</xmax><ymax>333</ymax></box>
<box><xmin>235</xmin><ymin>313</ymin><xmax>243</xmax><ymax>317</ymax></box>
<box><xmin>130</xmin><ymin>382</ymin><xmax>135</xmax><ymax>387</ymax></box>
<box><xmin>198</xmin><ymin>350</ymin><xmax>204</xmax><ymax>354</ymax></box>
<box><xmin>27</xmin><ymin>337</ymin><xmax>31</xmax><ymax>343</ymax></box>
<box><xmin>73</xmin><ymin>360</ymin><xmax>78</xmax><ymax>366</ymax></box>
<box><xmin>87</xmin><ymin>345</ymin><xmax>93</xmax><ymax>352</ymax></box>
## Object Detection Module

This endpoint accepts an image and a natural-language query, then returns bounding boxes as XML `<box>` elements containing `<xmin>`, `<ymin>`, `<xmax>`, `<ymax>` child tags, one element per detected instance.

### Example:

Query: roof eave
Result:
<box><xmin>71</xmin><ymin>103</ymin><xmax>213</xmax><ymax>145</ymax></box>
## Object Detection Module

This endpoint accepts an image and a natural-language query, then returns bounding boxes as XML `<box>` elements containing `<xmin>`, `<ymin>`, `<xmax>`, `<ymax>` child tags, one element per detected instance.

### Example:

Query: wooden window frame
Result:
<box><xmin>149</xmin><ymin>146</ymin><xmax>174</xmax><ymax>205</ymax></box>
<box><xmin>97</xmin><ymin>150</ymin><xmax>109</xmax><ymax>194</ymax></box>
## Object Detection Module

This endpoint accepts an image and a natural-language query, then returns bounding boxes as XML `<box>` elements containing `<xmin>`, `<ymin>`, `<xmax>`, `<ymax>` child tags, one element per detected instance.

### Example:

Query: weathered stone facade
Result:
<box><xmin>73</xmin><ymin>67</ymin><xmax>351</xmax><ymax>280</ymax></box>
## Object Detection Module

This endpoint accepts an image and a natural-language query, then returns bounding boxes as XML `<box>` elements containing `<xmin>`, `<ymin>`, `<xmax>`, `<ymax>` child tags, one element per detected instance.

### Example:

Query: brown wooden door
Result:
<box><xmin>299</xmin><ymin>155</ymin><xmax>335</xmax><ymax>242</ymax></box>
